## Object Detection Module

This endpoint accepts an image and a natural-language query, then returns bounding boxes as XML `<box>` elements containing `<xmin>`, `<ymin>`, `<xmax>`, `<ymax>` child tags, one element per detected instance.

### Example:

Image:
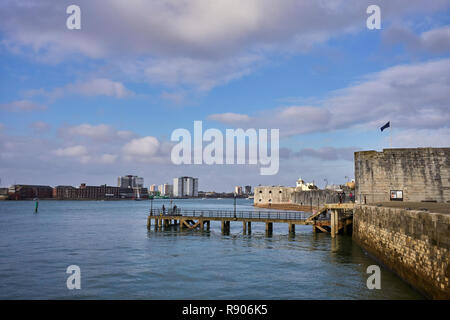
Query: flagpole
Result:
<box><xmin>389</xmin><ymin>126</ymin><xmax>392</xmax><ymax>148</ymax></box>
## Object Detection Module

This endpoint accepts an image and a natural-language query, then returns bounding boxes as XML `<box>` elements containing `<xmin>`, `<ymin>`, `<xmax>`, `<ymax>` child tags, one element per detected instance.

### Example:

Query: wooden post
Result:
<box><xmin>200</xmin><ymin>220</ymin><xmax>204</xmax><ymax>230</ymax></box>
<box><xmin>247</xmin><ymin>221</ymin><xmax>251</xmax><ymax>234</ymax></box>
<box><xmin>221</xmin><ymin>221</ymin><xmax>230</xmax><ymax>234</ymax></box>
<box><xmin>180</xmin><ymin>219</ymin><xmax>185</xmax><ymax>230</ymax></box>
<box><xmin>147</xmin><ymin>215</ymin><xmax>151</xmax><ymax>230</ymax></box>
<box><xmin>289</xmin><ymin>223</ymin><xmax>295</xmax><ymax>234</ymax></box>
<box><xmin>243</xmin><ymin>221</ymin><xmax>247</xmax><ymax>234</ymax></box>
<box><xmin>331</xmin><ymin>210</ymin><xmax>339</xmax><ymax>237</ymax></box>
<box><xmin>331</xmin><ymin>210</ymin><xmax>335</xmax><ymax>237</ymax></box>
<box><xmin>266</xmin><ymin>222</ymin><xmax>273</xmax><ymax>235</ymax></box>
<box><xmin>206</xmin><ymin>221</ymin><xmax>210</xmax><ymax>231</ymax></box>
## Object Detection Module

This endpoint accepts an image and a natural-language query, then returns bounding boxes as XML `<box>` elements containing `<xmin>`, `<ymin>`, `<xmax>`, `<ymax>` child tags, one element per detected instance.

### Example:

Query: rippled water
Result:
<box><xmin>0</xmin><ymin>199</ymin><xmax>423</xmax><ymax>299</ymax></box>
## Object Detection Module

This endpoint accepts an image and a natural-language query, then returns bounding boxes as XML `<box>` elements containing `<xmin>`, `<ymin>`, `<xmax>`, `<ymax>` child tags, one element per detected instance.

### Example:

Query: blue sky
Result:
<box><xmin>0</xmin><ymin>1</ymin><xmax>449</xmax><ymax>191</ymax></box>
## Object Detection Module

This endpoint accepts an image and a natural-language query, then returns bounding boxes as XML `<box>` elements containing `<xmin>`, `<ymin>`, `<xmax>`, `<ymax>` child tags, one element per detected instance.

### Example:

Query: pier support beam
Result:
<box><xmin>288</xmin><ymin>223</ymin><xmax>295</xmax><ymax>234</ymax></box>
<box><xmin>247</xmin><ymin>222</ymin><xmax>251</xmax><ymax>234</ymax></box>
<box><xmin>147</xmin><ymin>216</ymin><xmax>151</xmax><ymax>230</ymax></box>
<box><xmin>266</xmin><ymin>222</ymin><xmax>273</xmax><ymax>236</ymax></box>
<box><xmin>243</xmin><ymin>221</ymin><xmax>247</xmax><ymax>234</ymax></box>
<box><xmin>200</xmin><ymin>220</ymin><xmax>204</xmax><ymax>231</ymax></box>
<box><xmin>180</xmin><ymin>219</ymin><xmax>185</xmax><ymax>230</ymax></box>
<box><xmin>221</xmin><ymin>221</ymin><xmax>230</xmax><ymax>234</ymax></box>
<box><xmin>331</xmin><ymin>210</ymin><xmax>339</xmax><ymax>237</ymax></box>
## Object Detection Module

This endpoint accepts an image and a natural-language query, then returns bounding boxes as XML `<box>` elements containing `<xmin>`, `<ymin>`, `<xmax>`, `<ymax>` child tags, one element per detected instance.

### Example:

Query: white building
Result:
<box><xmin>173</xmin><ymin>177</ymin><xmax>198</xmax><ymax>197</ymax></box>
<box><xmin>295</xmin><ymin>177</ymin><xmax>316</xmax><ymax>191</ymax></box>
<box><xmin>234</xmin><ymin>186</ymin><xmax>243</xmax><ymax>195</ymax></box>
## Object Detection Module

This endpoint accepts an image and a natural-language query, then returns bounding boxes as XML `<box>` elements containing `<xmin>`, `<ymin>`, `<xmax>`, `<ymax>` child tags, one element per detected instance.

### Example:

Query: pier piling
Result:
<box><xmin>147</xmin><ymin>216</ymin><xmax>151</xmax><ymax>230</ymax></box>
<box><xmin>288</xmin><ymin>223</ymin><xmax>295</xmax><ymax>234</ymax></box>
<box><xmin>265</xmin><ymin>222</ymin><xmax>273</xmax><ymax>235</ymax></box>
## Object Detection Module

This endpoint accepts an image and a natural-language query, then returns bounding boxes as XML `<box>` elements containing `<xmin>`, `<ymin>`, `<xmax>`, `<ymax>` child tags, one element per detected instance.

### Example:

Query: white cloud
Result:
<box><xmin>2</xmin><ymin>1</ymin><xmax>449</xmax><ymax>91</ymax></box>
<box><xmin>390</xmin><ymin>128</ymin><xmax>450</xmax><ymax>148</ymax></box>
<box><xmin>160</xmin><ymin>91</ymin><xmax>187</xmax><ymax>105</ymax></box>
<box><xmin>29</xmin><ymin>121</ymin><xmax>50</xmax><ymax>133</ymax></box>
<box><xmin>0</xmin><ymin>100</ymin><xmax>47</xmax><ymax>112</ymax></box>
<box><xmin>208</xmin><ymin>112</ymin><xmax>251</xmax><ymax>124</ymax></box>
<box><xmin>62</xmin><ymin>124</ymin><xmax>114</xmax><ymax>140</ymax></box>
<box><xmin>99</xmin><ymin>154</ymin><xmax>117</xmax><ymax>164</ymax></box>
<box><xmin>122</xmin><ymin>136</ymin><xmax>160</xmax><ymax>158</ymax></box>
<box><xmin>54</xmin><ymin>145</ymin><xmax>88</xmax><ymax>157</ymax></box>
<box><xmin>60</xmin><ymin>124</ymin><xmax>137</xmax><ymax>142</ymax></box>
<box><xmin>209</xmin><ymin>58</ymin><xmax>450</xmax><ymax>136</ymax></box>
<box><xmin>67</xmin><ymin>78</ymin><xmax>132</xmax><ymax>98</ymax></box>
<box><xmin>384</xmin><ymin>25</ymin><xmax>450</xmax><ymax>54</ymax></box>
<box><xmin>28</xmin><ymin>78</ymin><xmax>132</xmax><ymax>100</ymax></box>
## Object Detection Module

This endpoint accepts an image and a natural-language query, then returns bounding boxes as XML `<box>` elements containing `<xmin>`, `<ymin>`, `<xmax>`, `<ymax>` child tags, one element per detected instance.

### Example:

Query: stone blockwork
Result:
<box><xmin>254</xmin><ymin>186</ymin><xmax>295</xmax><ymax>205</ymax></box>
<box><xmin>254</xmin><ymin>186</ymin><xmax>345</xmax><ymax>207</ymax></box>
<box><xmin>353</xmin><ymin>205</ymin><xmax>450</xmax><ymax>299</ymax></box>
<box><xmin>354</xmin><ymin>148</ymin><xmax>450</xmax><ymax>203</ymax></box>
<box><xmin>291</xmin><ymin>189</ymin><xmax>344</xmax><ymax>207</ymax></box>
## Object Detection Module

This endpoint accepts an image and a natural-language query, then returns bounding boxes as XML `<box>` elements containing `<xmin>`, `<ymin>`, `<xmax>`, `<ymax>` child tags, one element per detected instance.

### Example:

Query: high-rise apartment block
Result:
<box><xmin>117</xmin><ymin>175</ymin><xmax>144</xmax><ymax>189</ymax></box>
<box><xmin>173</xmin><ymin>177</ymin><xmax>198</xmax><ymax>197</ymax></box>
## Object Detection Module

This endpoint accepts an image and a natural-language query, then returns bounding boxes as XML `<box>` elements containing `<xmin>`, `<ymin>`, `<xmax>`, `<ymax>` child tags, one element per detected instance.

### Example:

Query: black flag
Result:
<box><xmin>380</xmin><ymin>121</ymin><xmax>390</xmax><ymax>132</ymax></box>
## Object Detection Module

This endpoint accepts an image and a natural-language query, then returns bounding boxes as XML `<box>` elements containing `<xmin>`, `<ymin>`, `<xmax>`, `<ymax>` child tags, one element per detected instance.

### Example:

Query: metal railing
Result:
<box><xmin>150</xmin><ymin>208</ymin><xmax>316</xmax><ymax>221</ymax></box>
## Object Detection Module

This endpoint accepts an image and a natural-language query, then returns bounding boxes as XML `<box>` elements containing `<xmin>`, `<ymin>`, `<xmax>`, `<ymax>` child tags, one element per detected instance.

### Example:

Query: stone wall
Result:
<box><xmin>353</xmin><ymin>205</ymin><xmax>450</xmax><ymax>299</ymax></box>
<box><xmin>254</xmin><ymin>186</ymin><xmax>351</xmax><ymax>207</ymax></box>
<box><xmin>254</xmin><ymin>186</ymin><xmax>295</xmax><ymax>205</ymax></box>
<box><xmin>291</xmin><ymin>189</ymin><xmax>346</xmax><ymax>207</ymax></box>
<box><xmin>354</xmin><ymin>148</ymin><xmax>450</xmax><ymax>204</ymax></box>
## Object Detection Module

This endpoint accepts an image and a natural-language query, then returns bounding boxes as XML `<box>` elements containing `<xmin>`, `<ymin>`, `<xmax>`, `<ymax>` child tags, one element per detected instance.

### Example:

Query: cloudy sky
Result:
<box><xmin>0</xmin><ymin>0</ymin><xmax>449</xmax><ymax>191</ymax></box>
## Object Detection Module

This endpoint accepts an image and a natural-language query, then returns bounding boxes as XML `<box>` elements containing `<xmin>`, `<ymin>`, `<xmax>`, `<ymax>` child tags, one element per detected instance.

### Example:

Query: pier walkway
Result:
<box><xmin>147</xmin><ymin>203</ymin><xmax>355</xmax><ymax>237</ymax></box>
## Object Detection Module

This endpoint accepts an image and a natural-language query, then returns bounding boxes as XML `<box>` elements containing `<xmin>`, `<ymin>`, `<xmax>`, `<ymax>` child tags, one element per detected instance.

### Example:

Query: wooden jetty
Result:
<box><xmin>147</xmin><ymin>203</ymin><xmax>355</xmax><ymax>237</ymax></box>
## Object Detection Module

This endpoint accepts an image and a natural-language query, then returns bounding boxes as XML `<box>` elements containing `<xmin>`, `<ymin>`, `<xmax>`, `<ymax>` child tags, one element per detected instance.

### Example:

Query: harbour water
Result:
<box><xmin>0</xmin><ymin>199</ymin><xmax>423</xmax><ymax>299</ymax></box>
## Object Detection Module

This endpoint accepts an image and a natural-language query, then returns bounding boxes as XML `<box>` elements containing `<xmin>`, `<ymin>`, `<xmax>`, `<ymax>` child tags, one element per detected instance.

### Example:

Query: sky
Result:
<box><xmin>0</xmin><ymin>0</ymin><xmax>449</xmax><ymax>192</ymax></box>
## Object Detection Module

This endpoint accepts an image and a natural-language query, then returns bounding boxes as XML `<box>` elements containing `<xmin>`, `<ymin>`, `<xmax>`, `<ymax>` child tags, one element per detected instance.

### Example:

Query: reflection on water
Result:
<box><xmin>0</xmin><ymin>199</ymin><xmax>423</xmax><ymax>299</ymax></box>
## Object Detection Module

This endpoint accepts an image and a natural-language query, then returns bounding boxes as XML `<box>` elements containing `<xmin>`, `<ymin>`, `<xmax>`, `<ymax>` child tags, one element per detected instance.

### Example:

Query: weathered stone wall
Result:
<box><xmin>354</xmin><ymin>148</ymin><xmax>450</xmax><ymax>204</ymax></box>
<box><xmin>254</xmin><ymin>186</ymin><xmax>295</xmax><ymax>205</ymax></box>
<box><xmin>353</xmin><ymin>205</ymin><xmax>450</xmax><ymax>299</ymax></box>
<box><xmin>254</xmin><ymin>186</ymin><xmax>351</xmax><ymax>207</ymax></box>
<box><xmin>291</xmin><ymin>189</ymin><xmax>345</xmax><ymax>207</ymax></box>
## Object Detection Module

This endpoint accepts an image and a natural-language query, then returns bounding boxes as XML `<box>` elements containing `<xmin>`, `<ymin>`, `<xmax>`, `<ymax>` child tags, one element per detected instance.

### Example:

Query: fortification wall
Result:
<box><xmin>291</xmin><ymin>189</ymin><xmax>344</xmax><ymax>207</ymax></box>
<box><xmin>254</xmin><ymin>186</ymin><xmax>348</xmax><ymax>207</ymax></box>
<box><xmin>353</xmin><ymin>205</ymin><xmax>450</xmax><ymax>299</ymax></box>
<box><xmin>254</xmin><ymin>186</ymin><xmax>295</xmax><ymax>205</ymax></box>
<box><xmin>354</xmin><ymin>148</ymin><xmax>450</xmax><ymax>204</ymax></box>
